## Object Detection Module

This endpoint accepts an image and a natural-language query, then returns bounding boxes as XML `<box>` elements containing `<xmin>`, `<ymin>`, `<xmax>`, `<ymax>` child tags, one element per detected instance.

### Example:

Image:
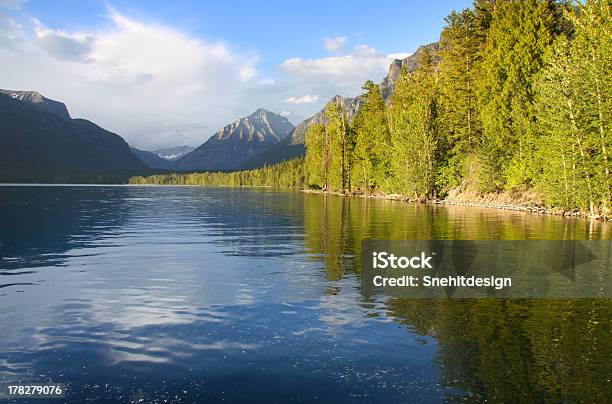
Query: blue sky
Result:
<box><xmin>1</xmin><ymin>0</ymin><xmax>473</xmax><ymax>148</ymax></box>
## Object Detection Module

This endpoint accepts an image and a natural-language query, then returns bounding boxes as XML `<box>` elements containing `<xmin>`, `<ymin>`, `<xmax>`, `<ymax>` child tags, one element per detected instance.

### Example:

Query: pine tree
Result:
<box><xmin>437</xmin><ymin>7</ymin><xmax>486</xmax><ymax>189</ymax></box>
<box><xmin>534</xmin><ymin>36</ymin><xmax>577</xmax><ymax>208</ymax></box>
<box><xmin>478</xmin><ymin>0</ymin><xmax>557</xmax><ymax>189</ymax></box>
<box><xmin>389</xmin><ymin>48</ymin><xmax>440</xmax><ymax>198</ymax></box>
<box><xmin>568</xmin><ymin>0</ymin><xmax>611</xmax><ymax>213</ymax></box>
<box><xmin>535</xmin><ymin>0</ymin><xmax>611</xmax><ymax>214</ymax></box>
<box><xmin>325</xmin><ymin>100</ymin><xmax>351</xmax><ymax>192</ymax></box>
<box><xmin>304</xmin><ymin>123</ymin><xmax>327</xmax><ymax>189</ymax></box>
<box><xmin>352</xmin><ymin>80</ymin><xmax>391</xmax><ymax>193</ymax></box>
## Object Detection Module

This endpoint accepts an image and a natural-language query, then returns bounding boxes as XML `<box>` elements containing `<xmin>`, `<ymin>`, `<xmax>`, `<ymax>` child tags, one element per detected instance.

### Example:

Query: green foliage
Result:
<box><xmin>304</xmin><ymin>100</ymin><xmax>353</xmax><ymax>192</ymax></box>
<box><xmin>352</xmin><ymin>80</ymin><xmax>392</xmax><ymax>193</ymax></box>
<box><xmin>437</xmin><ymin>7</ymin><xmax>485</xmax><ymax>190</ymax></box>
<box><xmin>129</xmin><ymin>158</ymin><xmax>305</xmax><ymax>188</ymax></box>
<box><xmin>389</xmin><ymin>48</ymin><xmax>440</xmax><ymax>198</ymax></box>
<box><xmin>304</xmin><ymin>123</ymin><xmax>327</xmax><ymax>188</ymax></box>
<box><xmin>534</xmin><ymin>0</ymin><xmax>611</xmax><ymax>213</ymax></box>
<box><xmin>325</xmin><ymin>101</ymin><xmax>351</xmax><ymax>192</ymax></box>
<box><xmin>477</xmin><ymin>0</ymin><xmax>558</xmax><ymax>188</ymax></box>
<box><xmin>438</xmin><ymin>10</ymin><xmax>482</xmax><ymax>149</ymax></box>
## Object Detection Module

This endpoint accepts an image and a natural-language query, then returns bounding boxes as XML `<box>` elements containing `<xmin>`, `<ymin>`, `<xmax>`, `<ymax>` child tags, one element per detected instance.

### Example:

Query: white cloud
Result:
<box><xmin>239</xmin><ymin>66</ymin><xmax>256</xmax><ymax>81</ymax></box>
<box><xmin>0</xmin><ymin>10</ymin><xmax>262</xmax><ymax>149</ymax></box>
<box><xmin>0</xmin><ymin>0</ymin><xmax>23</xmax><ymax>49</ymax></box>
<box><xmin>388</xmin><ymin>52</ymin><xmax>412</xmax><ymax>60</ymax></box>
<box><xmin>31</xmin><ymin>18</ymin><xmax>96</xmax><ymax>61</ymax></box>
<box><xmin>279</xmin><ymin>45</ymin><xmax>404</xmax><ymax>93</ymax></box>
<box><xmin>281</xmin><ymin>45</ymin><xmax>394</xmax><ymax>84</ymax></box>
<box><xmin>272</xmin><ymin>45</ymin><xmax>411</xmax><ymax>123</ymax></box>
<box><xmin>279</xmin><ymin>110</ymin><xmax>291</xmax><ymax>117</ymax></box>
<box><xmin>324</xmin><ymin>36</ymin><xmax>347</xmax><ymax>52</ymax></box>
<box><xmin>285</xmin><ymin>94</ymin><xmax>319</xmax><ymax>104</ymax></box>
<box><xmin>0</xmin><ymin>12</ymin><xmax>21</xmax><ymax>48</ymax></box>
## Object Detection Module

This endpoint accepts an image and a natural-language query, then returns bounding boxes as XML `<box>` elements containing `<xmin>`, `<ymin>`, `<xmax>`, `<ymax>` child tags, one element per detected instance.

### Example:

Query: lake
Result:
<box><xmin>0</xmin><ymin>185</ymin><xmax>609</xmax><ymax>403</ymax></box>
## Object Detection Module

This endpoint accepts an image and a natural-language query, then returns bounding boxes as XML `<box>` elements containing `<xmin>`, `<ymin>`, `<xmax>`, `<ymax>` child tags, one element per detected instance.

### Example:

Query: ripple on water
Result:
<box><xmin>0</xmin><ymin>185</ymin><xmax>609</xmax><ymax>402</ymax></box>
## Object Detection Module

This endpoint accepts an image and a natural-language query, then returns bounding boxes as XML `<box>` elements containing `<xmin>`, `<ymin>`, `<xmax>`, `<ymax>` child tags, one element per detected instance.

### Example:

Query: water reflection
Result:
<box><xmin>302</xmin><ymin>193</ymin><xmax>610</xmax><ymax>402</ymax></box>
<box><xmin>0</xmin><ymin>186</ymin><xmax>609</xmax><ymax>402</ymax></box>
<box><xmin>0</xmin><ymin>186</ymin><xmax>131</xmax><ymax>271</ymax></box>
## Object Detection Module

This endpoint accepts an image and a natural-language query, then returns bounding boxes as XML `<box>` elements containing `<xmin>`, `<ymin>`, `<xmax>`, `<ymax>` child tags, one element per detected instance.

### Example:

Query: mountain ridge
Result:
<box><xmin>131</xmin><ymin>147</ymin><xmax>174</xmax><ymax>169</ymax></box>
<box><xmin>154</xmin><ymin>146</ymin><xmax>194</xmax><ymax>161</ymax></box>
<box><xmin>174</xmin><ymin>108</ymin><xmax>294</xmax><ymax>171</ymax></box>
<box><xmin>380</xmin><ymin>42</ymin><xmax>440</xmax><ymax>100</ymax></box>
<box><xmin>238</xmin><ymin>96</ymin><xmax>362</xmax><ymax>170</ymax></box>
<box><xmin>0</xmin><ymin>89</ymin><xmax>72</xmax><ymax>120</ymax></box>
<box><xmin>0</xmin><ymin>91</ymin><xmax>145</xmax><ymax>181</ymax></box>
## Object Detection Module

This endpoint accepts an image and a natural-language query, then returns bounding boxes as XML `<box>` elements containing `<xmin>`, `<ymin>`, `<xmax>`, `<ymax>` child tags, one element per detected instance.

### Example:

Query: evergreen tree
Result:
<box><xmin>534</xmin><ymin>36</ymin><xmax>579</xmax><ymax>208</ymax></box>
<box><xmin>389</xmin><ymin>48</ymin><xmax>440</xmax><ymax>199</ymax></box>
<box><xmin>352</xmin><ymin>80</ymin><xmax>391</xmax><ymax>193</ymax></box>
<box><xmin>437</xmin><ymin>7</ymin><xmax>486</xmax><ymax>189</ymax></box>
<box><xmin>325</xmin><ymin>100</ymin><xmax>351</xmax><ymax>192</ymax></box>
<box><xmin>535</xmin><ymin>0</ymin><xmax>611</xmax><ymax>214</ymax></box>
<box><xmin>568</xmin><ymin>0</ymin><xmax>611</xmax><ymax>213</ymax></box>
<box><xmin>478</xmin><ymin>0</ymin><xmax>557</xmax><ymax>189</ymax></box>
<box><xmin>129</xmin><ymin>158</ymin><xmax>305</xmax><ymax>188</ymax></box>
<box><xmin>304</xmin><ymin>123</ymin><xmax>327</xmax><ymax>188</ymax></box>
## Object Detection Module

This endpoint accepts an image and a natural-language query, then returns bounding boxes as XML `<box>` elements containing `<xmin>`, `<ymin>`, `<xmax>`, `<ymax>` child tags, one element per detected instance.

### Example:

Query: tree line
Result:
<box><xmin>305</xmin><ymin>0</ymin><xmax>609</xmax><ymax>214</ymax></box>
<box><xmin>129</xmin><ymin>158</ymin><xmax>305</xmax><ymax>187</ymax></box>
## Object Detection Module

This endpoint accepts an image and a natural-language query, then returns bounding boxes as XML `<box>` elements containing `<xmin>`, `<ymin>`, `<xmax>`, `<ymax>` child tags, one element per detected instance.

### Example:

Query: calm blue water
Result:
<box><xmin>0</xmin><ymin>185</ymin><xmax>609</xmax><ymax>403</ymax></box>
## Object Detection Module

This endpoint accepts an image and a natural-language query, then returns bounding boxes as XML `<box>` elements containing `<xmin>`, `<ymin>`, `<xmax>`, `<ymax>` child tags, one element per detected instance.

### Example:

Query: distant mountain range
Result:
<box><xmin>132</xmin><ymin>109</ymin><xmax>295</xmax><ymax>172</ymax></box>
<box><xmin>154</xmin><ymin>146</ymin><xmax>194</xmax><ymax>161</ymax></box>
<box><xmin>130</xmin><ymin>147</ymin><xmax>174</xmax><ymax>169</ymax></box>
<box><xmin>0</xmin><ymin>43</ymin><xmax>437</xmax><ymax>181</ymax></box>
<box><xmin>129</xmin><ymin>146</ymin><xmax>194</xmax><ymax>169</ymax></box>
<box><xmin>173</xmin><ymin>108</ymin><xmax>294</xmax><ymax>171</ymax></box>
<box><xmin>0</xmin><ymin>88</ymin><xmax>296</xmax><ymax>180</ymax></box>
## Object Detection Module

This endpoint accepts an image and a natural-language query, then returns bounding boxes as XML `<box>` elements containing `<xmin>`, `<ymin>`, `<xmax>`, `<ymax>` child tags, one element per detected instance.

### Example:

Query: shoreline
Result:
<box><xmin>7</xmin><ymin>182</ymin><xmax>605</xmax><ymax>221</ymax></box>
<box><xmin>302</xmin><ymin>188</ymin><xmax>609</xmax><ymax>222</ymax></box>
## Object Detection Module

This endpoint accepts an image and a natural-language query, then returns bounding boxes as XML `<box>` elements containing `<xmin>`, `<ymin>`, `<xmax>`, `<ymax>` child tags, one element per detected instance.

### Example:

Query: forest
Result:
<box><xmin>129</xmin><ymin>158</ymin><xmax>305</xmax><ymax>187</ymax></box>
<box><xmin>131</xmin><ymin>0</ymin><xmax>610</xmax><ymax>215</ymax></box>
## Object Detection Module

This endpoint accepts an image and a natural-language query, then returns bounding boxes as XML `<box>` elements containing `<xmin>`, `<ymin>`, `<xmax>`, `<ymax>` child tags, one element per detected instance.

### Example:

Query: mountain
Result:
<box><xmin>239</xmin><ymin>96</ymin><xmax>362</xmax><ymax>170</ymax></box>
<box><xmin>241</xmin><ymin>42</ymin><xmax>441</xmax><ymax>170</ymax></box>
<box><xmin>0</xmin><ymin>89</ymin><xmax>72</xmax><ymax>120</ymax></box>
<box><xmin>0</xmin><ymin>91</ymin><xmax>145</xmax><ymax>181</ymax></box>
<box><xmin>154</xmin><ymin>146</ymin><xmax>194</xmax><ymax>161</ymax></box>
<box><xmin>131</xmin><ymin>145</ymin><xmax>195</xmax><ymax>169</ymax></box>
<box><xmin>174</xmin><ymin>108</ymin><xmax>294</xmax><ymax>171</ymax></box>
<box><xmin>131</xmin><ymin>148</ymin><xmax>173</xmax><ymax>169</ymax></box>
<box><xmin>380</xmin><ymin>42</ymin><xmax>440</xmax><ymax>100</ymax></box>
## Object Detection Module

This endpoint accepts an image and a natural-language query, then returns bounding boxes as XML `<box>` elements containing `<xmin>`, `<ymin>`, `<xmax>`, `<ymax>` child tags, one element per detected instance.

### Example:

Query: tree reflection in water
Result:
<box><xmin>303</xmin><ymin>193</ymin><xmax>610</xmax><ymax>402</ymax></box>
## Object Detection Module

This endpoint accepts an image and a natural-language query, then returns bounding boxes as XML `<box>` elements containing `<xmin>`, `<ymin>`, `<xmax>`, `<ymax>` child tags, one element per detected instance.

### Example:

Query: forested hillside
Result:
<box><xmin>304</xmin><ymin>0</ymin><xmax>610</xmax><ymax>215</ymax></box>
<box><xmin>130</xmin><ymin>0</ymin><xmax>610</xmax><ymax>216</ymax></box>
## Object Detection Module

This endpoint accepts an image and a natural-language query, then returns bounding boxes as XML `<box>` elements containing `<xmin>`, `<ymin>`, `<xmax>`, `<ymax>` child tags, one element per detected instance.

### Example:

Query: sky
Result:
<box><xmin>0</xmin><ymin>0</ymin><xmax>472</xmax><ymax>149</ymax></box>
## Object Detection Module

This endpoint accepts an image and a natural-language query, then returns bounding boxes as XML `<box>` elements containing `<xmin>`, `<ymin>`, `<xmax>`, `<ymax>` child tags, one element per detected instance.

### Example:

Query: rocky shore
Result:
<box><xmin>303</xmin><ymin>187</ymin><xmax>609</xmax><ymax>221</ymax></box>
